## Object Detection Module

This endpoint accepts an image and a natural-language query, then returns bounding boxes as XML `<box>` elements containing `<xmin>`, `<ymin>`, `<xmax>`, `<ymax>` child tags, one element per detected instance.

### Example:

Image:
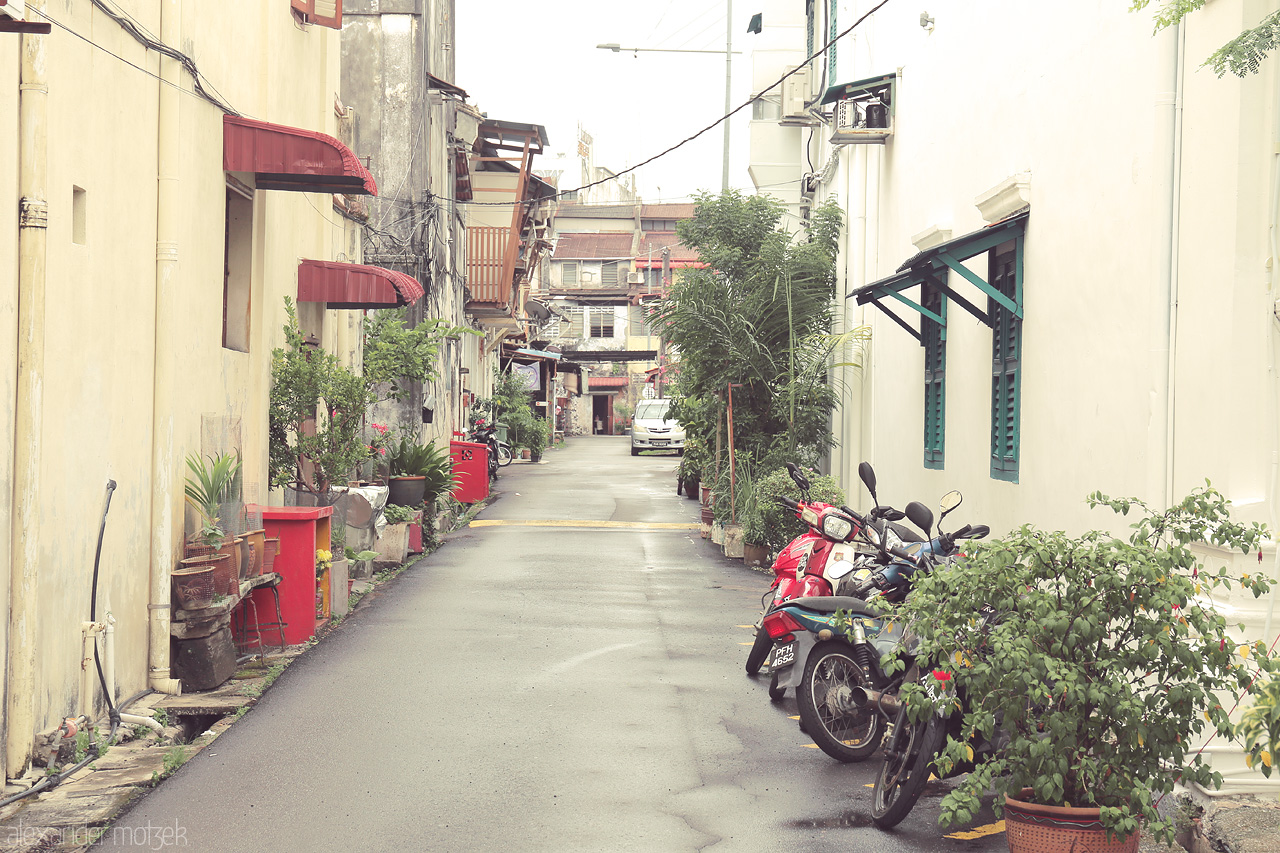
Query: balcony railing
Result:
<box><xmin>466</xmin><ymin>226</ymin><xmax>512</xmax><ymax>305</ymax></box>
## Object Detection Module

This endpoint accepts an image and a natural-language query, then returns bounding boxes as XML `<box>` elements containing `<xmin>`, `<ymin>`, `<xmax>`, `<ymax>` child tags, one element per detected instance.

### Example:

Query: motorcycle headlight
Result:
<box><xmin>826</xmin><ymin>559</ymin><xmax>856</xmax><ymax>580</ymax></box>
<box><xmin>821</xmin><ymin>513</ymin><xmax>853</xmax><ymax>541</ymax></box>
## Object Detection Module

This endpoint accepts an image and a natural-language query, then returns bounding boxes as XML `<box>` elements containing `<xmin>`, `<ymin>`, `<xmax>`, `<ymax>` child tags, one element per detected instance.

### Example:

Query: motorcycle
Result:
<box><xmin>765</xmin><ymin>491</ymin><xmax>988</xmax><ymax>765</ymax></box>
<box><xmin>845</xmin><ymin>503</ymin><xmax>993</xmax><ymax>827</ymax></box>
<box><xmin>744</xmin><ymin>462</ymin><xmax>920</xmax><ymax>676</ymax></box>
<box><xmin>468</xmin><ymin>419</ymin><xmax>513</xmax><ymax>481</ymax></box>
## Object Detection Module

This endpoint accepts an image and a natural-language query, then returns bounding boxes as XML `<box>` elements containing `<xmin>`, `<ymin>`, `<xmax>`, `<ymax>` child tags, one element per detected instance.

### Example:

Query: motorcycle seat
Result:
<box><xmin>783</xmin><ymin>595</ymin><xmax>882</xmax><ymax>618</ymax></box>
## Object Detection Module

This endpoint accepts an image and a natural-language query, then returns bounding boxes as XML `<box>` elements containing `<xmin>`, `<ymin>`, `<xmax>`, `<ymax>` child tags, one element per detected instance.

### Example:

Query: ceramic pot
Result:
<box><xmin>172</xmin><ymin>564</ymin><xmax>216</xmax><ymax>610</ymax></box>
<box><xmin>263</xmin><ymin>537</ymin><xmax>280</xmax><ymax>575</ymax></box>
<box><xmin>1004</xmin><ymin>790</ymin><xmax>1139</xmax><ymax>853</ymax></box>
<box><xmin>743</xmin><ymin>542</ymin><xmax>768</xmax><ymax>567</ymax></box>
<box><xmin>388</xmin><ymin>475</ymin><xmax>426</xmax><ymax>507</ymax></box>
<box><xmin>214</xmin><ymin>539</ymin><xmax>241</xmax><ymax>595</ymax></box>
<box><xmin>244</xmin><ymin>528</ymin><xmax>267</xmax><ymax>578</ymax></box>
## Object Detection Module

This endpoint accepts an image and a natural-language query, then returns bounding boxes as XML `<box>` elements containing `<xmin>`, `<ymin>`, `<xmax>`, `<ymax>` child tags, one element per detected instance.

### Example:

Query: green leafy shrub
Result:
<box><xmin>885</xmin><ymin>484</ymin><xmax>1274</xmax><ymax>845</ymax></box>
<box><xmin>383</xmin><ymin>503</ymin><xmax>415</xmax><ymax>524</ymax></box>
<box><xmin>752</xmin><ymin>466</ymin><xmax>844</xmax><ymax>554</ymax></box>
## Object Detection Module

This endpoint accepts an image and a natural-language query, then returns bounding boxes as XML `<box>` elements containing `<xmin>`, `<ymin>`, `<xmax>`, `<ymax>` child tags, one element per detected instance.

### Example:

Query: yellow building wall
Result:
<box><xmin>2</xmin><ymin>1</ymin><xmax>358</xmax><ymax>772</ymax></box>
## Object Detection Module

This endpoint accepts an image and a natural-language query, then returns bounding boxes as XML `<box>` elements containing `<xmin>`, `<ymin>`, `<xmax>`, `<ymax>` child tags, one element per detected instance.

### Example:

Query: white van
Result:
<box><xmin>630</xmin><ymin>398</ymin><xmax>686</xmax><ymax>456</ymax></box>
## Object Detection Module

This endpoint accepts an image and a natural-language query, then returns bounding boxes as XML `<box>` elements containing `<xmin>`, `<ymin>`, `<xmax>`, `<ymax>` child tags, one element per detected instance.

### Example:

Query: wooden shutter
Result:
<box><xmin>989</xmin><ymin>251</ymin><xmax>1021</xmax><ymax>482</ymax></box>
<box><xmin>291</xmin><ymin>0</ymin><xmax>313</xmax><ymax>16</ymax></box>
<box><xmin>311</xmin><ymin>0</ymin><xmax>342</xmax><ymax>29</ymax></box>
<box><xmin>922</xmin><ymin>288</ymin><xmax>945</xmax><ymax>470</ymax></box>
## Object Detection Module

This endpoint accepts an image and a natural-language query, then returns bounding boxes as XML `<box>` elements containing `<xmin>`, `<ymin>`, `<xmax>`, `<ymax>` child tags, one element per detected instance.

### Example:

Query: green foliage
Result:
<box><xmin>1239</xmin><ymin>675</ymin><xmax>1280</xmax><ymax>777</ymax></box>
<box><xmin>652</xmin><ymin>191</ymin><xmax>867</xmax><ymax>476</ymax></box>
<box><xmin>363</xmin><ymin>309</ymin><xmax>477</xmax><ymax>403</ymax></box>
<box><xmin>1133</xmin><ymin>1</ymin><xmax>1280</xmax><ymax>78</ymax></box>
<box><xmin>885</xmin><ymin>484</ymin><xmax>1274</xmax><ymax>845</ymax></box>
<box><xmin>269</xmin><ymin>298</ymin><xmax>377</xmax><ymax>501</ymax></box>
<box><xmin>384</xmin><ymin>503</ymin><xmax>416</xmax><ymax>523</ymax></box>
<box><xmin>522</xmin><ymin>415</ymin><xmax>551</xmax><ymax>453</ymax></box>
<box><xmin>184</xmin><ymin>451</ymin><xmax>242</xmax><ymax>546</ymax></box>
<box><xmin>388</xmin><ymin>438</ymin><xmax>457</xmax><ymax>503</ymax></box>
<box><xmin>752</xmin><ymin>466</ymin><xmax>845</xmax><ymax>554</ymax></box>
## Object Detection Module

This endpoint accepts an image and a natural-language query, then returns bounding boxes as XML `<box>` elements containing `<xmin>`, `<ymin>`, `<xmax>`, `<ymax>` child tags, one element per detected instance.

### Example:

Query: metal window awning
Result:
<box><xmin>297</xmin><ymin>259</ymin><xmax>424</xmax><ymax>309</ymax></box>
<box><xmin>847</xmin><ymin>211</ymin><xmax>1027</xmax><ymax>343</ymax></box>
<box><xmin>820</xmin><ymin>72</ymin><xmax>896</xmax><ymax>105</ymax></box>
<box><xmin>224</xmin><ymin>115</ymin><xmax>378</xmax><ymax>196</ymax></box>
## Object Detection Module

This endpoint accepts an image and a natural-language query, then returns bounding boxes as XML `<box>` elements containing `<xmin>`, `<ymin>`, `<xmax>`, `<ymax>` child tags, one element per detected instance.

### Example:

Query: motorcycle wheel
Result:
<box><xmin>798</xmin><ymin>641</ymin><xmax>882</xmax><ymax>763</ymax></box>
<box><xmin>745</xmin><ymin>625</ymin><xmax>772</xmax><ymax>676</ymax></box>
<box><xmin>496</xmin><ymin>443</ymin><xmax>513</xmax><ymax>467</ymax></box>
<box><xmin>870</xmin><ymin>712</ymin><xmax>944</xmax><ymax>828</ymax></box>
<box><xmin>768</xmin><ymin>670</ymin><xmax>787</xmax><ymax>702</ymax></box>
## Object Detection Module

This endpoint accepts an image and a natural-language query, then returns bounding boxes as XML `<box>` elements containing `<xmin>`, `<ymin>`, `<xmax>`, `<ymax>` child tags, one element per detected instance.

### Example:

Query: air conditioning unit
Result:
<box><xmin>830</xmin><ymin>96</ymin><xmax>892</xmax><ymax>145</ymax></box>
<box><xmin>779</xmin><ymin>67</ymin><xmax>817</xmax><ymax>127</ymax></box>
<box><xmin>626</xmin><ymin>272</ymin><xmax>645</xmax><ymax>285</ymax></box>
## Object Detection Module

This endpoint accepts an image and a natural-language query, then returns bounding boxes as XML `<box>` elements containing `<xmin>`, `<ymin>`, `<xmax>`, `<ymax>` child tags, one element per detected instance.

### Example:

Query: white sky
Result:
<box><xmin>455</xmin><ymin>0</ymin><xmax>760</xmax><ymax>203</ymax></box>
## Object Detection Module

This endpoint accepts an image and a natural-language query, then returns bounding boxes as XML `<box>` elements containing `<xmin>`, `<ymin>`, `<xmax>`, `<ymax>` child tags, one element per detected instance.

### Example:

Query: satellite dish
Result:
<box><xmin>524</xmin><ymin>299</ymin><xmax>553</xmax><ymax>322</ymax></box>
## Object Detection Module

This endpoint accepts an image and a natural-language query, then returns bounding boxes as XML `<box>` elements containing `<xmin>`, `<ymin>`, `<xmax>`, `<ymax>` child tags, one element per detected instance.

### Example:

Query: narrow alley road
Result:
<box><xmin>94</xmin><ymin>437</ymin><xmax>1003</xmax><ymax>852</ymax></box>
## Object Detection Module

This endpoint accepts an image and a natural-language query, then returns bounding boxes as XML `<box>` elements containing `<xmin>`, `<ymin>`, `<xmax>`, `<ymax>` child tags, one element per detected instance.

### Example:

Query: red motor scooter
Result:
<box><xmin>744</xmin><ymin>462</ymin><xmax>915</xmax><ymax>676</ymax></box>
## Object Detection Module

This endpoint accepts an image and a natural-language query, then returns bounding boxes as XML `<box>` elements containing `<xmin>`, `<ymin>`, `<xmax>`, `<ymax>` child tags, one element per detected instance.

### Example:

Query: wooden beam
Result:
<box><xmin>0</xmin><ymin>20</ymin><xmax>52</xmax><ymax>34</ymax></box>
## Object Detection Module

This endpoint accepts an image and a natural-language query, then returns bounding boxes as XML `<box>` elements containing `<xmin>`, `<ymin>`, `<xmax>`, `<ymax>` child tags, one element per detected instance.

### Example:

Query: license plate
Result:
<box><xmin>771</xmin><ymin>641</ymin><xmax>797</xmax><ymax>669</ymax></box>
<box><xmin>651</xmin><ymin>439</ymin><xmax>668</xmax><ymax>446</ymax></box>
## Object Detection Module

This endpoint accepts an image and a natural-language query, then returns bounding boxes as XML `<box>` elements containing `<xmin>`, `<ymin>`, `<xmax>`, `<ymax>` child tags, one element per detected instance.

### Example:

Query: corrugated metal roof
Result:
<box><xmin>552</xmin><ymin>232</ymin><xmax>634</xmax><ymax>260</ymax></box>
<box><xmin>641</xmin><ymin>203</ymin><xmax>696</xmax><ymax>219</ymax></box>
<box><xmin>635</xmin><ymin>231</ymin><xmax>699</xmax><ymax>263</ymax></box>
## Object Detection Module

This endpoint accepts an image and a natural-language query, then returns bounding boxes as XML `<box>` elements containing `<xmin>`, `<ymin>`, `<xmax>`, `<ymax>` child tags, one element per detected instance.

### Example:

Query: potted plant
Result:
<box><xmin>183</xmin><ymin>451</ymin><xmax>242</xmax><ymax>551</ymax></box>
<box><xmin>387</xmin><ymin>437</ymin><xmax>430</xmax><ymax>506</ymax></box>
<box><xmin>315</xmin><ymin>548</ymin><xmax>332</xmax><ymax>619</ymax></box>
<box><xmin>887</xmin><ymin>485</ymin><xmax>1275</xmax><ymax>849</ymax></box>
<box><xmin>269</xmin><ymin>298</ymin><xmax>377</xmax><ymax>506</ymax></box>
<box><xmin>524</xmin><ymin>416</ymin><xmax>551</xmax><ymax>463</ymax></box>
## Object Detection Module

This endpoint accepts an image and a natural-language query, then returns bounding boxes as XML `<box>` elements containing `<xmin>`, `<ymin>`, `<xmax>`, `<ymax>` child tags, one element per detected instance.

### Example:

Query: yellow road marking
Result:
<box><xmin>790</xmin><ymin>715</ymin><xmax>801</xmax><ymax>720</ymax></box>
<box><xmin>945</xmin><ymin>821</ymin><xmax>1005</xmax><ymax>840</ymax></box>
<box><xmin>738</xmin><ymin>642</ymin><xmax>754</xmax><ymax>646</ymax></box>
<box><xmin>469</xmin><ymin>519</ymin><xmax>700</xmax><ymax>530</ymax></box>
<box><xmin>737</xmin><ymin>625</ymin><xmax>756</xmax><ymax>629</ymax></box>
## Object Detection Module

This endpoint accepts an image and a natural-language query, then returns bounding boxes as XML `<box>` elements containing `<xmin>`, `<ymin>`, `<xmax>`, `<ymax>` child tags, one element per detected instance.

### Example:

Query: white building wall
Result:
<box><xmin>797</xmin><ymin>0</ymin><xmax>1280</xmax><ymax>791</ymax></box>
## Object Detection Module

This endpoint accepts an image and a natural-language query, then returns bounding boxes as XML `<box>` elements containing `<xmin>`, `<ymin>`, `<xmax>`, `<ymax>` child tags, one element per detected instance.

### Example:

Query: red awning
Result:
<box><xmin>588</xmin><ymin>376</ymin><xmax>631</xmax><ymax>389</ymax></box>
<box><xmin>297</xmin><ymin>260</ymin><xmax>424</xmax><ymax>309</ymax></box>
<box><xmin>224</xmin><ymin>116</ymin><xmax>378</xmax><ymax>196</ymax></box>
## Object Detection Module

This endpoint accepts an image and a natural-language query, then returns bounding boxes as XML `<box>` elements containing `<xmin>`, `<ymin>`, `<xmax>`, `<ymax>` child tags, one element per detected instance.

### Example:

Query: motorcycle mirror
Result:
<box><xmin>905</xmin><ymin>501</ymin><xmax>934</xmax><ymax>538</ymax></box>
<box><xmin>967</xmin><ymin>525</ymin><xmax>991</xmax><ymax>540</ymax></box>
<box><xmin>858</xmin><ymin>462</ymin><xmax>877</xmax><ymax>503</ymax></box>
<box><xmin>785</xmin><ymin>462</ymin><xmax>811</xmax><ymax>494</ymax></box>
<box><xmin>938</xmin><ymin>490</ymin><xmax>962</xmax><ymax>518</ymax></box>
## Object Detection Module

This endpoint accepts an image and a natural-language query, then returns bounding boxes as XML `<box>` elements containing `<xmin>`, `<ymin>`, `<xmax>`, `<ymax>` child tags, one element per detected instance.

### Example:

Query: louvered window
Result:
<box><xmin>562</xmin><ymin>261</ymin><xmax>579</xmax><ymax>286</ymax></box>
<box><xmin>291</xmin><ymin>0</ymin><xmax>342</xmax><ymax>30</ymax></box>
<box><xmin>989</xmin><ymin>251</ymin><xmax>1021</xmax><ymax>482</ymax></box>
<box><xmin>564</xmin><ymin>307</ymin><xmax>585</xmax><ymax>338</ymax></box>
<box><xmin>601</xmin><ymin>262</ymin><xmax>619</xmax><ymax>287</ymax></box>
<box><xmin>589</xmin><ymin>308</ymin><xmax>615</xmax><ymax>338</ymax></box>
<box><xmin>828</xmin><ymin>0</ymin><xmax>838</xmax><ymax>80</ymax></box>
<box><xmin>922</xmin><ymin>288</ymin><xmax>946</xmax><ymax>470</ymax></box>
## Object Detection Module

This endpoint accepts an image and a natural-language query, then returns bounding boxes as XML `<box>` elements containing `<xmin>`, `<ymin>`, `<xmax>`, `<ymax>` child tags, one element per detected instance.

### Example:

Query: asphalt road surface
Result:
<box><xmin>95</xmin><ymin>437</ymin><xmax>1006</xmax><ymax>852</ymax></box>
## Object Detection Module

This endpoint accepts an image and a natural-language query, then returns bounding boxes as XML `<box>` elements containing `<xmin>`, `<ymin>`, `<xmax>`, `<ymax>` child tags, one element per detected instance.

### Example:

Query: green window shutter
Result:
<box><xmin>806</xmin><ymin>0</ymin><xmax>815</xmax><ymax>64</ymax></box>
<box><xmin>923</xmin><ymin>288</ymin><xmax>946</xmax><ymax>469</ymax></box>
<box><xmin>828</xmin><ymin>0</ymin><xmax>838</xmax><ymax>80</ymax></box>
<box><xmin>989</xmin><ymin>251</ymin><xmax>1021</xmax><ymax>482</ymax></box>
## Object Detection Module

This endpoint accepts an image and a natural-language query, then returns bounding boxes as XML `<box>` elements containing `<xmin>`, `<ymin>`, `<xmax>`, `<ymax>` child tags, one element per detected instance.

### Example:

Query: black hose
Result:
<box><xmin>91</xmin><ymin>481</ymin><xmax>121</xmax><ymax>727</ymax></box>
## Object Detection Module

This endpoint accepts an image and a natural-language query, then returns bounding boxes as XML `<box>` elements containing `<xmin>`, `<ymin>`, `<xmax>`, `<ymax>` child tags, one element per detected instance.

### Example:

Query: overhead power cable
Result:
<box><xmin>461</xmin><ymin>0</ymin><xmax>892</xmax><ymax>207</ymax></box>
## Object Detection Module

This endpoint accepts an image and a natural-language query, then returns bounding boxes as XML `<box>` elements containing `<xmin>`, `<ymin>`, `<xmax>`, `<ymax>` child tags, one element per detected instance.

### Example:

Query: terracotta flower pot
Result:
<box><xmin>1004</xmin><ymin>790</ymin><xmax>1139</xmax><ymax>853</ymax></box>
<box><xmin>244</xmin><ymin>528</ymin><xmax>266</xmax><ymax>578</ymax></box>
<box><xmin>172</xmin><ymin>564</ymin><xmax>216</xmax><ymax>610</ymax></box>
<box><xmin>743</xmin><ymin>542</ymin><xmax>768</xmax><ymax>567</ymax></box>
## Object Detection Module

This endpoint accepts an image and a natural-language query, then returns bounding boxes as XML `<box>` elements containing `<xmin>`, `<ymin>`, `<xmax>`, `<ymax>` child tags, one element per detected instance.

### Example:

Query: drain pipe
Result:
<box><xmin>1150</xmin><ymin>22</ymin><xmax>1184</xmax><ymax>508</ymax></box>
<box><xmin>7</xmin><ymin>0</ymin><xmax>50</xmax><ymax>778</ymax></box>
<box><xmin>146</xmin><ymin>0</ymin><xmax>183</xmax><ymax>697</ymax></box>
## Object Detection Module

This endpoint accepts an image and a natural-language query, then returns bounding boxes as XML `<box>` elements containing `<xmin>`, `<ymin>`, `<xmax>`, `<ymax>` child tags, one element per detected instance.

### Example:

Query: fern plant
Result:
<box><xmin>184</xmin><ymin>451</ymin><xmax>242</xmax><ymax>546</ymax></box>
